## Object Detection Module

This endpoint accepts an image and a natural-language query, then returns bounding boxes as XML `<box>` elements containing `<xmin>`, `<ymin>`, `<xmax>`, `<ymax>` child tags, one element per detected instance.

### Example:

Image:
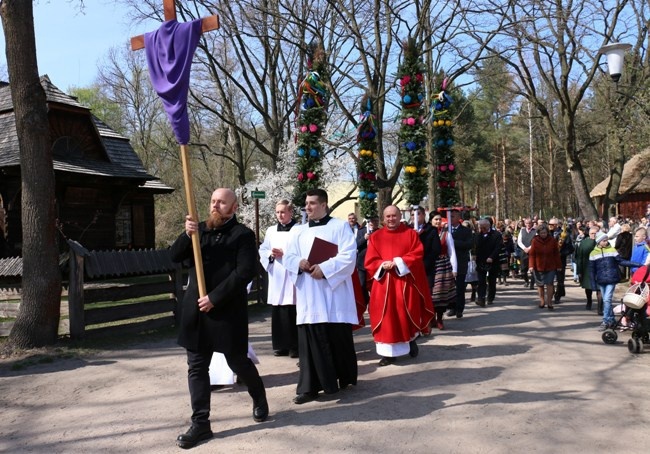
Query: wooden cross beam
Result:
<box><xmin>131</xmin><ymin>0</ymin><xmax>219</xmax><ymax>298</ymax></box>
<box><xmin>130</xmin><ymin>0</ymin><xmax>219</xmax><ymax>50</ymax></box>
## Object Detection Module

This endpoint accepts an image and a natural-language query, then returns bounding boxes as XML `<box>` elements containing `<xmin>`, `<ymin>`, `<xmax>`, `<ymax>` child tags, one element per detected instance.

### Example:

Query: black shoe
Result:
<box><xmin>293</xmin><ymin>392</ymin><xmax>318</xmax><ymax>405</ymax></box>
<box><xmin>289</xmin><ymin>350</ymin><xmax>299</xmax><ymax>358</ymax></box>
<box><xmin>487</xmin><ymin>299</ymin><xmax>494</xmax><ymax>305</ymax></box>
<box><xmin>456</xmin><ymin>312</ymin><xmax>463</xmax><ymax>319</ymax></box>
<box><xmin>378</xmin><ymin>356</ymin><xmax>396</xmax><ymax>366</ymax></box>
<box><xmin>476</xmin><ymin>298</ymin><xmax>486</xmax><ymax>307</ymax></box>
<box><xmin>176</xmin><ymin>424</ymin><xmax>213</xmax><ymax>449</ymax></box>
<box><xmin>253</xmin><ymin>399</ymin><xmax>269</xmax><ymax>422</ymax></box>
<box><xmin>409</xmin><ymin>340</ymin><xmax>419</xmax><ymax>358</ymax></box>
<box><xmin>585</xmin><ymin>304</ymin><xmax>592</xmax><ymax>310</ymax></box>
<box><xmin>210</xmin><ymin>384</ymin><xmax>225</xmax><ymax>391</ymax></box>
<box><xmin>273</xmin><ymin>350</ymin><xmax>289</xmax><ymax>356</ymax></box>
<box><xmin>447</xmin><ymin>308</ymin><xmax>457</xmax><ymax>317</ymax></box>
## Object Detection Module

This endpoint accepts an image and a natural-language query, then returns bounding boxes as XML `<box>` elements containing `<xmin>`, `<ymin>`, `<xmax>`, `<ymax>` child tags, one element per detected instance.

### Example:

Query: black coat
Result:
<box><xmin>615</xmin><ymin>231</ymin><xmax>633</xmax><ymax>260</ymax></box>
<box><xmin>419</xmin><ymin>225</ymin><xmax>441</xmax><ymax>279</ymax></box>
<box><xmin>476</xmin><ymin>230</ymin><xmax>503</xmax><ymax>269</ymax></box>
<box><xmin>451</xmin><ymin>224</ymin><xmax>473</xmax><ymax>274</ymax></box>
<box><xmin>170</xmin><ymin>216</ymin><xmax>257</xmax><ymax>354</ymax></box>
<box><xmin>356</xmin><ymin>226</ymin><xmax>371</xmax><ymax>270</ymax></box>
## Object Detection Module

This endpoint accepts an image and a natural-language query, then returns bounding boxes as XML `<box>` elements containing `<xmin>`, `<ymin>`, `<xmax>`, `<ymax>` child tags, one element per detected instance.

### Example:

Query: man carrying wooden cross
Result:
<box><xmin>134</xmin><ymin>1</ymin><xmax>267</xmax><ymax>449</ymax></box>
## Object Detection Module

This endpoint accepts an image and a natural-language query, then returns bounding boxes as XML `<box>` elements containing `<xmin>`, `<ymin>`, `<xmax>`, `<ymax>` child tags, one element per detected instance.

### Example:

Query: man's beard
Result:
<box><xmin>206</xmin><ymin>210</ymin><xmax>231</xmax><ymax>229</ymax></box>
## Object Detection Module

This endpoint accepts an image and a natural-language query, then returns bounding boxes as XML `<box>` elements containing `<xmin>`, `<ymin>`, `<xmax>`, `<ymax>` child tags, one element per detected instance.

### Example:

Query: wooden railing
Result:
<box><xmin>0</xmin><ymin>239</ymin><xmax>268</xmax><ymax>339</ymax></box>
<box><xmin>0</xmin><ymin>240</ymin><xmax>184</xmax><ymax>339</ymax></box>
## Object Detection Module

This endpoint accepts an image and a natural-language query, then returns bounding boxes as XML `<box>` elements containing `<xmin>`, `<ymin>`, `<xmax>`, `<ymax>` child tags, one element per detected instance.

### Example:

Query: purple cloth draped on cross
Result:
<box><xmin>144</xmin><ymin>19</ymin><xmax>202</xmax><ymax>145</ymax></box>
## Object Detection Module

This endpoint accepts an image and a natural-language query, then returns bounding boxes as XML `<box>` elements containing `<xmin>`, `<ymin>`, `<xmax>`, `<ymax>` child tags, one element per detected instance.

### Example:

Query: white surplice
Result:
<box><xmin>281</xmin><ymin>218</ymin><xmax>358</xmax><ymax>325</ymax></box>
<box><xmin>258</xmin><ymin>224</ymin><xmax>296</xmax><ymax>306</ymax></box>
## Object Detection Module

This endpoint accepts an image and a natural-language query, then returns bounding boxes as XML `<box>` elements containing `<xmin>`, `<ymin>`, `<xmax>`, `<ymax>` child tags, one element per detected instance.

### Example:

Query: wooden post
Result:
<box><xmin>68</xmin><ymin>249</ymin><xmax>85</xmax><ymax>340</ymax></box>
<box><xmin>131</xmin><ymin>0</ymin><xmax>219</xmax><ymax>297</ymax></box>
<box><xmin>180</xmin><ymin>144</ymin><xmax>207</xmax><ymax>297</ymax></box>
<box><xmin>255</xmin><ymin>196</ymin><xmax>261</xmax><ymax>304</ymax></box>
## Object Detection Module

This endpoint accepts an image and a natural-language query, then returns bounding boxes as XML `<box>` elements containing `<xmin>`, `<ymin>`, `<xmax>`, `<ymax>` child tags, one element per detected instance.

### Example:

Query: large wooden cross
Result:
<box><xmin>132</xmin><ymin>0</ymin><xmax>219</xmax><ymax>298</ymax></box>
<box><xmin>130</xmin><ymin>0</ymin><xmax>219</xmax><ymax>50</ymax></box>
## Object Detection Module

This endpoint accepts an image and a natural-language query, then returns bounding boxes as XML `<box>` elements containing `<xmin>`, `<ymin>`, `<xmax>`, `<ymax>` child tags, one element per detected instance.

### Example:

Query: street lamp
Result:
<box><xmin>599</xmin><ymin>42</ymin><xmax>632</xmax><ymax>83</ymax></box>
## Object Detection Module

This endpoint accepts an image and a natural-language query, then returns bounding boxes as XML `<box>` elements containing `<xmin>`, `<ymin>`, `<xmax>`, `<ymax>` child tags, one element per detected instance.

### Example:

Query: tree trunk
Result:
<box><xmin>493</xmin><ymin>143</ymin><xmax>499</xmax><ymax>223</ymax></box>
<box><xmin>602</xmin><ymin>128</ymin><xmax>625</xmax><ymax>219</ymax></box>
<box><xmin>526</xmin><ymin>101</ymin><xmax>534</xmax><ymax>217</ymax></box>
<box><xmin>501</xmin><ymin>137</ymin><xmax>508</xmax><ymax>219</ymax></box>
<box><xmin>569</xmin><ymin>163</ymin><xmax>599</xmax><ymax>220</ymax></box>
<box><xmin>547</xmin><ymin>135</ymin><xmax>554</xmax><ymax>212</ymax></box>
<box><xmin>1</xmin><ymin>0</ymin><xmax>62</xmax><ymax>347</ymax></box>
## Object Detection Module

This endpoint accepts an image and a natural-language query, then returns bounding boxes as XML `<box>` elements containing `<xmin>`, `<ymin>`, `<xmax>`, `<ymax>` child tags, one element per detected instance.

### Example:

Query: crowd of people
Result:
<box><xmin>170</xmin><ymin>187</ymin><xmax>650</xmax><ymax>449</ymax></box>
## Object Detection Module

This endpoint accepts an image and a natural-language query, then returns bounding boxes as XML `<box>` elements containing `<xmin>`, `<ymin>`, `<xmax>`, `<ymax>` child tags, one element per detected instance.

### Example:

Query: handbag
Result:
<box><xmin>466</xmin><ymin>254</ymin><xmax>478</xmax><ymax>282</ymax></box>
<box><xmin>623</xmin><ymin>283</ymin><xmax>648</xmax><ymax>310</ymax></box>
<box><xmin>623</xmin><ymin>266</ymin><xmax>650</xmax><ymax>310</ymax></box>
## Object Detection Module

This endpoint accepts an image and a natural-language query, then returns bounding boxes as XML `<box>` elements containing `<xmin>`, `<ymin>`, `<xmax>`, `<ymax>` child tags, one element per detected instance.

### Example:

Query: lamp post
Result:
<box><xmin>599</xmin><ymin>42</ymin><xmax>632</xmax><ymax>83</ymax></box>
<box><xmin>597</xmin><ymin>42</ymin><xmax>634</xmax><ymax>219</ymax></box>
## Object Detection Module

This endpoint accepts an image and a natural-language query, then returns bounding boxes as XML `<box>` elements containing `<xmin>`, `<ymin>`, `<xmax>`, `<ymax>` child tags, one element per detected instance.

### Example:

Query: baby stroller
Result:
<box><xmin>601</xmin><ymin>266</ymin><xmax>650</xmax><ymax>353</ymax></box>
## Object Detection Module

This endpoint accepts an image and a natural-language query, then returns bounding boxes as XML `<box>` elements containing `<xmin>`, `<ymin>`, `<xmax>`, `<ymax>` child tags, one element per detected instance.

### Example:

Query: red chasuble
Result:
<box><xmin>364</xmin><ymin>224</ymin><xmax>435</xmax><ymax>343</ymax></box>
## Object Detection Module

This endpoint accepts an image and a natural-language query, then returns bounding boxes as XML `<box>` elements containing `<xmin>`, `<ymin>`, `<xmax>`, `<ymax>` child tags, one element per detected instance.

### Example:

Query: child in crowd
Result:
<box><xmin>589</xmin><ymin>232</ymin><xmax>644</xmax><ymax>331</ymax></box>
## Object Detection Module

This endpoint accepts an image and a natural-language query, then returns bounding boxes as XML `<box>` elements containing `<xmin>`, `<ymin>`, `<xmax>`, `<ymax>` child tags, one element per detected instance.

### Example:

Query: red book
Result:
<box><xmin>308</xmin><ymin>237</ymin><xmax>339</xmax><ymax>265</ymax></box>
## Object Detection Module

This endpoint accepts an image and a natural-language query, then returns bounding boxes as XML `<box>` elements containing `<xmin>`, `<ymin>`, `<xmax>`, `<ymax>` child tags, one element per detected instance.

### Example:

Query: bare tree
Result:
<box><xmin>597</xmin><ymin>0</ymin><xmax>650</xmax><ymax>217</ymax></box>
<box><xmin>1</xmin><ymin>0</ymin><xmax>62</xmax><ymax>348</ymax></box>
<box><xmin>117</xmin><ymin>0</ymin><xmax>506</xmax><ymax>216</ymax></box>
<box><xmin>483</xmin><ymin>0</ymin><xmax>638</xmax><ymax>219</ymax></box>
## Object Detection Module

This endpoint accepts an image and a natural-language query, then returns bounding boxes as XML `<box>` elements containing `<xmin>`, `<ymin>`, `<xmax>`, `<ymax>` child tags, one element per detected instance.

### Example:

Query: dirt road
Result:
<box><xmin>2</xmin><ymin>279</ymin><xmax>650</xmax><ymax>453</ymax></box>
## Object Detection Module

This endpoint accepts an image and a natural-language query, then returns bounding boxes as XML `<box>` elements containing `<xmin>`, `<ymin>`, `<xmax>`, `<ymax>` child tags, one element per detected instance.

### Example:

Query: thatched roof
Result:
<box><xmin>590</xmin><ymin>149</ymin><xmax>650</xmax><ymax>197</ymax></box>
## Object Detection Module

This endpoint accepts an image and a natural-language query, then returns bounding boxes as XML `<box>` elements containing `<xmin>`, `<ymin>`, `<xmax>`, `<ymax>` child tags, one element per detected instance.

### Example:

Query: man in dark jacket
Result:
<box><xmin>448</xmin><ymin>209</ymin><xmax>473</xmax><ymax>318</ymax></box>
<box><xmin>356</xmin><ymin>216</ymin><xmax>379</xmax><ymax>305</ymax></box>
<box><xmin>170</xmin><ymin>188</ymin><xmax>268</xmax><ymax>449</ymax></box>
<box><xmin>475</xmin><ymin>218</ymin><xmax>502</xmax><ymax>306</ymax></box>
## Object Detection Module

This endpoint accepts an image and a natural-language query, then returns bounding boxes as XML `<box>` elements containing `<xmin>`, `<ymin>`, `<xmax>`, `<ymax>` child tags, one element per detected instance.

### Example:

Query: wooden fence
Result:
<box><xmin>0</xmin><ymin>240</ymin><xmax>184</xmax><ymax>339</ymax></box>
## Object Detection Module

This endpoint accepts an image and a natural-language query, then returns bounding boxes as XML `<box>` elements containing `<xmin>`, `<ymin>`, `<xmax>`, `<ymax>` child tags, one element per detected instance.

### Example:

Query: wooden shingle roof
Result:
<box><xmin>0</xmin><ymin>76</ymin><xmax>173</xmax><ymax>192</ymax></box>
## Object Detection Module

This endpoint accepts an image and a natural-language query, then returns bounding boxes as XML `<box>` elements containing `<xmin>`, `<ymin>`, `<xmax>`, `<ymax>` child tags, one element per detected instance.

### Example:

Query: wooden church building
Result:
<box><xmin>0</xmin><ymin>76</ymin><xmax>173</xmax><ymax>257</ymax></box>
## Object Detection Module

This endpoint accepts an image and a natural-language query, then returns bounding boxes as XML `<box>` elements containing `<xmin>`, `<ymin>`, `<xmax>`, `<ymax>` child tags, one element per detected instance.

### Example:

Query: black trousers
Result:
<box><xmin>296</xmin><ymin>323</ymin><xmax>357</xmax><ymax>395</ymax></box>
<box><xmin>477</xmin><ymin>265</ymin><xmax>498</xmax><ymax>302</ymax></box>
<box><xmin>554</xmin><ymin>255</ymin><xmax>568</xmax><ymax>301</ymax></box>
<box><xmin>186</xmin><ymin>349</ymin><xmax>266</xmax><ymax>426</ymax></box>
<box><xmin>271</xmin><ymin>305</ymin><xmax>298</xmax><ymax>352</ymax></box>
<box><xmin>454</xmin><ymin>273</ymin><xmax>467</xmax><ymax>314</ymax></box>
<box><xmin>520</xmin><ymin>253</ymin><xmax>530</xmax><ymax>283</ymax></box>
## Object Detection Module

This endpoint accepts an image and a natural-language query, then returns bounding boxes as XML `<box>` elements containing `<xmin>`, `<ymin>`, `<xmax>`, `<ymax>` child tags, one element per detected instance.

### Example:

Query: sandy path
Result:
<box><xmin>2</xmin><ymin>279</ymin><xmax>650</xmax><ymax>453</ymax></box>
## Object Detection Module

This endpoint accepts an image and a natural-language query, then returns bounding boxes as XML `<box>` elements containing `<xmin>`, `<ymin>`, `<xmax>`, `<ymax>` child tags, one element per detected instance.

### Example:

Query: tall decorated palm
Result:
<box><xmin>292</xmin><ymin>42</ymin><xmax>330</xmax><ymax>209</ymax></box>
<box><xmin>356</xmin><ymin>94</ymin><xmax>379</xmax><ymax>220</ymax></box>
<box><xmin>430</xmin><ymin>78</ymin><xmax>460</xmax><ymax>208</ymax></box>
<box><xmin>397</xmin><ymin>37</ymin><xmax>428</xmax><ymax>207</ymax></box>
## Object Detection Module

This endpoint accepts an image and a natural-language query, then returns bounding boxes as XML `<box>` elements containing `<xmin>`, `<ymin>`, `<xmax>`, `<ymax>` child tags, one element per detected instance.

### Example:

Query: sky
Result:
<box><xmin>0</xmin><ymin>1</ymin><xmax>156</xmax><ymax>91</ymax></box>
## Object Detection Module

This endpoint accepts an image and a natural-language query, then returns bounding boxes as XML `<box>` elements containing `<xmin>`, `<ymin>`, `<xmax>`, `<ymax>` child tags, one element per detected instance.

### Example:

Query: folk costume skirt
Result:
<box><xmin>432</xmin><ymin>256</ymin><xmax>457</xmax><ymax>311</ymax></box>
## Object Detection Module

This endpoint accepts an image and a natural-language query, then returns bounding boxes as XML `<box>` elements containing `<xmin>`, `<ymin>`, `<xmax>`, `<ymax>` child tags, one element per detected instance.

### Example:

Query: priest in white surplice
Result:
<box><xmin>280</xmin><ymin>189</ymin><xmax>359</xmax><ymax>404</ymax></box>
<box><xmin>258</xmin><ymin>199</ymin><xmax>299</xmax><ymax>357</ymax></box>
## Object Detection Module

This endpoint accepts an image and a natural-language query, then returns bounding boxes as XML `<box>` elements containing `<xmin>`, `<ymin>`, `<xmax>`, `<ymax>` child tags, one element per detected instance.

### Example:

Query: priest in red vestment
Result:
<box><xmin>364</xmin><ymin>205</ymin><xmax>435</xmax><ymax>366</ymax></box>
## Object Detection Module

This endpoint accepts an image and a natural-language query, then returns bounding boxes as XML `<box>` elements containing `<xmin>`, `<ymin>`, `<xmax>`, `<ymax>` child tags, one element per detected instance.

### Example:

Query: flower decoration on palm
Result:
<box><xmin>429</xmin><ymin>78</ymin><xmax>460</xmax><ymax>208</ymax></box>
<box><xmin>293</xmin><ymin>42</ymin><xmax>330</xmax><ymax>208</ymax></box>
<box><xmin>356</xmin><ymin>94</ymin><xmax>378</xmax><ymax>219</ymax></box>
<box><xmin>397</xmin><ymin>37</ymin><xmax>428</xmax><ymax>206</ymax></box>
